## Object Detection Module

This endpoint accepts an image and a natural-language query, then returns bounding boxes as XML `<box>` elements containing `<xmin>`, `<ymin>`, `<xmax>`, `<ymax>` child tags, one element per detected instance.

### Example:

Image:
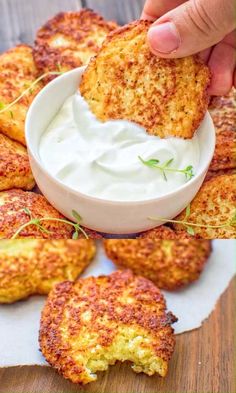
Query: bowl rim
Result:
<box><xmin>26</xmin><ymin>66</ymin><xmax>216</xmax><ymax>207</ymax></box>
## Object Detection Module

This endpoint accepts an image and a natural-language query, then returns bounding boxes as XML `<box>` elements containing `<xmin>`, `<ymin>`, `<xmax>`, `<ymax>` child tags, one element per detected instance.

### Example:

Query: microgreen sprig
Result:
<box><xmin>139</xmin><ymin>156</ymin><xmax>194</xmax><ymax>181</ymax></box>
<box><xmin>0</xmin><ymin>71</ymin><xmax>63</xmax><ymax>115</ymax></box>
<box><xmin>11</xmin><ymin>208</ymin><xmax>88</xmax><ymax>239</ymax></box>
<box><xmin>149</xmin><ymin>206</ymin><xmax>236</xmax><ymax>236</ymax></box>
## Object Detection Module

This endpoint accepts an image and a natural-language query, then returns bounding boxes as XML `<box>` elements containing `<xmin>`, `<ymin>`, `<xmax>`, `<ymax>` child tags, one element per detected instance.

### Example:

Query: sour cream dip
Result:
<box><xmin>39</xmin><ymin>93</ymin><xmax>200</xmax><ymax>202</ymax></box>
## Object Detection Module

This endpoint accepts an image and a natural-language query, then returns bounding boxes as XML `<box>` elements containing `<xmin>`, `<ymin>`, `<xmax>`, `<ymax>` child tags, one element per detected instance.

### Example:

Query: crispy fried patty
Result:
<box><xmin>0</xmin><ymin>133</ymin><xmax>35</xmax><ymax>191</ymax></box>
<box><xmin>80</xmin><ymin>20</ymin><xmax>210</xmax><ymax>139</ymax></box>
<box><xmin>0</xmin><ymin>189</ymin><xmax>73</xmax><ymax>239</ymax></box>
<box><xmin>0</xmin><ymin>239</ymin><xmax>95</xmax><ymax>303</ymax></box>
<box><xmin>173</xmin><ymin>174</ymin><xmax>236</xmax><ymax>239</ymax></box>
<box><xmin>209</xmin><ymin>89</ymin><xmax>236</xmax><ymax>172</ymax></box>
<box><xmin>39</xmin><ymin>270</ymin><xmax>177</xmax><ymax>384</ymax></box>
<box><xmin>0</xmin><ymin>45</ymin><xmax>42</xmax><ymax>145</ymax></box>
<box><xmin>34</xmin><ymin>9</ymin><xmax>118</xmax><ymax>82</ymax></box>
<box><xmin>104</xmin><ymin>240</ymin><xmax>211</xmax><ymax>290</ymax></box>
<box><xmin>139</xmin><ymin>226</ymin><xmax>195</xmax><ymax>239</ymax></box>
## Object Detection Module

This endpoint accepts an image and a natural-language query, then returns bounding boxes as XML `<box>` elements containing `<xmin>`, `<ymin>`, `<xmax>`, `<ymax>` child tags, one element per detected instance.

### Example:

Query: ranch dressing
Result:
<box><xmin>39</xmin><ymin>93</ymin><xmax>199</xmax><ymax>202</ymax></box>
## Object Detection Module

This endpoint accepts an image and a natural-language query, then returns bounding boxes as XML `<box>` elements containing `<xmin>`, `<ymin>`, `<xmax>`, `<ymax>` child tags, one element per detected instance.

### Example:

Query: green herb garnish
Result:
<box><xmin>139</xmin><ymin>156</ymin><xmax>194</xmax><ymax>181</ymax></box>
<box><xmin>0</xmin><ymin>71</ymin><xmax>63</xmax><ymax>115</ymax></box>
<box><xmin>11</xmin><ymin>208</ymin><xmax>88</xmax><ymax>239</ymax></box>
<box><xmin>149</xmin><ymin>206</ymin><xmax>236</xmax><ymax>236</ymax></box>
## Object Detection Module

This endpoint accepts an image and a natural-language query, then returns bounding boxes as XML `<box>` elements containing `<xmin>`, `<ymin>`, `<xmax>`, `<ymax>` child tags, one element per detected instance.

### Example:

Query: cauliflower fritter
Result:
<box><xmin>40</xmin><ymin>270</ymin><xmax>177</xmax><ymax>384</ymax></box>
<box><xmin>209</xmin><ymin>89</ymin><xmax>236</xmax><ymax>172</ymax></box>
<box><xmin>34</xmin><ymin>9</ymin><xmax>118</xmax><ymax>82</ymax></box>
<box><xmin>205</xmin><ymin>168</ymin><xmax>235</xmax><ymax>182</ymax></box>
<box><xmin>0</xmin><ymin>189</ymin><xmax>73</xmax><ymax>239</ymax></box>
<box><xmin>173</xmin><ymin>174</ymin><xmax>236</xmax><ymax>239</ymax></box>
<box><xmin>139</xmin><ymin>226</ymin><xmax>194</xmax><ymax>239</ymax></box>
<box><xmin>0</xmin><ymin>45</ymin><xmax>42</xmax><ymax>145</ymax></box>
<box><xmin>80</xmin><ymin>20</ymin><xmax>210</xmax><ymax>139</ymax></box>
<box><xmin>0</xmin><ymin>239</ymin><xmax>95</xmax><ymax>303</ymax></box>
<box><xmin>104</xmin><ymin>240</ymin><xmax>211</xmax><ymax>290</ymax></box>
<box><xmin>0</xmin><ymin>133</ymin><xmax>35</xmax><ymax>191</ymax></box>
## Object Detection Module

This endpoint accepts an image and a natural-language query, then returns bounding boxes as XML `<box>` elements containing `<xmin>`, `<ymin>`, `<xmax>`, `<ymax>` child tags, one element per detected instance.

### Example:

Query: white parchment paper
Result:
<box><xmin>0</xmin><ymin>240</ymin><xmax>235</xmax><ymax>367</ymax></box>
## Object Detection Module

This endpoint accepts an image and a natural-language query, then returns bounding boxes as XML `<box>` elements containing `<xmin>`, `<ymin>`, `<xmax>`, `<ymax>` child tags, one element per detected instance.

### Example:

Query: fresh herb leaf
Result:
<box><xmin>72</xmin><ymin>231</ymin><xmax>79</xmax><ymax>239</ymax></box>
<box><xmin>9</xmin><ymin>111</ymin><xmax>14</xmax><ymax>119</ymax></box>
<box><xmin>230</xmin><ymin>210</ymin><xmax>236</xmax><ymax>226</ymax></box>
<box><xmin>185</xmin><ymin>204</ymin><xmax>191</xmax><ymax>219</ymax></box>
<box><xmin>11</xmin><ymin>209</ymin><xmax>88</xmax><ymax>239</ymax></box>
<box><xmin>139</xmin><ymin>156</ymin><xmax>195</xmax><ymax>181</ymax></box>
<box><xmin>149</xmin><ymin>209</ymin><xmax>235</xmax><ymax>234</ymax></box>
<box><xmin>72</xmin><ymin>210</ymin><xmax>82</xmax><ymax>222</ymax></box>
<box><xmin>0</xmin><ymin>71</ymin><xmax>63</xmax><ymax>115</ymax></box>
<box><xmin>23</xmin><ymin>207</ymin><xmax>32</xmax><ymax>217</ymax></box>
<box><xmin>164</xmin><ymin>158</ymin><xmax>174</xmax><ymax>167</ymax></box>
<box><xmin>186</xmin><ymin>226</ymin><xmax>195</xmax><ymax>236</ymax></box>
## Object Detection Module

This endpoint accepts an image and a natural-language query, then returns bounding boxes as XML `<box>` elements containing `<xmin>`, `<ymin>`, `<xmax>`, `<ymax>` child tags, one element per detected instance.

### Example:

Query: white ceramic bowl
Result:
<box><xmin>26</xmin><ymin>67</ymin><xmax>215</xmax><ymax>234</ymax></box>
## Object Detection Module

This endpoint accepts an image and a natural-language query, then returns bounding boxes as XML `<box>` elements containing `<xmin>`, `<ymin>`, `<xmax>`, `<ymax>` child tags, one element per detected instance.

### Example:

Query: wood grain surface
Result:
<box><xmin>0</xmin><ymin>278</ymin><xmax>235</xmax><ymax>393</ymax></box>
<box><xmin>0</xmin><ymin>1</ymin><xmax>235</xmax><ymax>392</ymax></box>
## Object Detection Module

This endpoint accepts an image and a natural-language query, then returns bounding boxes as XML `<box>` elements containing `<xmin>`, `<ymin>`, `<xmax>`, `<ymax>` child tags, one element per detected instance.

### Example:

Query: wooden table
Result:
<box><xmin>0</xmin><ymin>1</ymin><xmax>235</xmax><ymax>392</ymax></box>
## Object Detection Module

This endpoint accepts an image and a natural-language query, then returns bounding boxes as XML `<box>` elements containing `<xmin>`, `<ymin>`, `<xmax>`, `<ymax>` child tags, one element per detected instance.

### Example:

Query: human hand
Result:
<box><xmin>141</xmin><ymin>0</ymin><xmax>236</xmax><ymax>95</ymax></box>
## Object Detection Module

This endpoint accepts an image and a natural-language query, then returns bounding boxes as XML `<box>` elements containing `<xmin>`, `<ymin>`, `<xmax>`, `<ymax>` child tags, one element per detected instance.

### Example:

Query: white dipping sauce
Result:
<box><xmin>39</xmin><ymin>93</ymin><xmax>200</xmax><ymax>202</ymax></box>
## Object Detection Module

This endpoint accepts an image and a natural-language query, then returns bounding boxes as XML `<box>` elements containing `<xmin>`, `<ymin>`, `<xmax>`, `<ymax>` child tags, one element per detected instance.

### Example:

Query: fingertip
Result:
<box><xmin>207</xmin><ymin>42</ymin><xmax>235</xmax><ymax>96</ymax></box>
<box><xmin>208</xmin><ymin>73</ymin><xmax>232</xmax><ymax>96</ymax></box>
<box><xmin>141</xmin><ymin>11</ymin><xmax>155</xmax><ymax>21</ymax></box>
<box><xmin>147</xmin><ymin>23</ymin><xmax>181</xmax><ymax>56</ymax></box>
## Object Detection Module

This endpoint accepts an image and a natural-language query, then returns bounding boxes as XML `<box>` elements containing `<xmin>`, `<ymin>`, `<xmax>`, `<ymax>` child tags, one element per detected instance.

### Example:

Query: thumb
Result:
<box><xmin>147</xmin><ymin>0</ymin><xmax>236</xmax><ymax>57</ymax></box>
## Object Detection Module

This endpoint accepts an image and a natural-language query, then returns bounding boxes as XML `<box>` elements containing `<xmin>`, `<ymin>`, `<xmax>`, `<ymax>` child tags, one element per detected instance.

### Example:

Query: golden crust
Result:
<box><xmin>39</xmin><ymin>270</ymin><xmax>177</xmax><ymax>384</ymax></box>
<box><xmin>80</xmin><ymin>20</ymin><xmax>210</xmax><ymax>139</ymax></box>
<box><xmin>0</xmin><ymin>45</ymin><xmax>42</xmax><ymax>145</ymax></box>
<box><xmin>0</xmin><ymin>189</ymin><xmax>73</xmax><ymax>239</ymax></box>
<box><xmin>104</xmin><ymin>240</ymin><xmax>211</xmax><ymax>290</ymax></box>
<box><xmin>205</xmin><ymin>168</ymin><xmax>236</xmax><ymax>182</ymax></box>
<box><xmin>0</xmin><ymin>133</ymin><xmax>35</xmax><ymax>191</ymax></box>
<box><xmin>78</xmin><ymin>228</ymin><xmax>103</xmax><ymax>239</ymax></box>
<box><xmin>209</xmin><ymin>89</ymin><xmax>236</xmax><ymax>172</ymax></box>
<box><xmin>173</xmin><ymin>174</ymin><xmax>236</xmax><ymax>239</ymax></box>
<box><xmin>0</xmin><ymin>239</ymin><xmax>95</xmax><ymax>303</ymax></box>
<box><xmin>139</xmin><ymin>226</ymin><xmax>195</xmax><ymax>239</ymax></box>
<box><xmin>34</xmin><ymin>10</ymin><xmax>118</xmax><ymax>82</ymax></box>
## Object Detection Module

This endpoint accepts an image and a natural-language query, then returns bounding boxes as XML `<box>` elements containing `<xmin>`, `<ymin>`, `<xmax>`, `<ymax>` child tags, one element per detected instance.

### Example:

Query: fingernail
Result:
<box><xmin>148</xmin><ymin>22</ymin><xmax>181</xmax><ymax>54</ymax></box>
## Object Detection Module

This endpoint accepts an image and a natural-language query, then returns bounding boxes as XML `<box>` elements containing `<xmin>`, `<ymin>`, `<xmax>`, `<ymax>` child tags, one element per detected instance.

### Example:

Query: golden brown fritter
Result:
<box><xmin>0</xmin><ymin>239</ymin><xmax>95</xmax><ymax>303</ymax></box>
<box><xmin>39</xmin><ymin>270</ymin><xmax>177</xmax><ymax>384</ymax></box>
<box><xmin>205</xmin><ymin>168</ymin><xmax>236</xmax><ymax>182</ymax></box>
<box><xmin>34</xmin><ymin>9</ymin><xmax>118</xmax><ymax>82</ymax></box>
<box><xmin>0</xmin><ymin>189</ymin><xmax>74</xmax><ymax>239</ymax></box>
<box><xmin>0</xmin><ymin>45</ymin><xmax>42</xmax><ymax>145</ymax></box>
<box><xmin>0</xmin><ymin>133</ymin><xmax>35</xmax><ymax>191</ymax></box>
<box><xmin>139</xmin><ymin>226</ymin><xmax>195</xmax><ymax>239</ymax></box>
<box><xmin>104</xmin><ymin>240</ymin><xmax>211</xmax><ymax>290</ymax></box>
<box><xmin>173</xmin><ymin>174</ymin><xmax>236</xmax><ymax>239</ymax></box>
<box><xmin>80</xmin><ymin>20</ymin><xmax>210</xmax><ymax>139</ymax></box>
<box><xmin>209</xmin><ymin>89</ymin><xmax>236</xmax><ymax>172</ymax></box>
<box><xmin>77</xmin><ymin>228</ymin><xmax>103</xmax><ymax>239</ymax></box>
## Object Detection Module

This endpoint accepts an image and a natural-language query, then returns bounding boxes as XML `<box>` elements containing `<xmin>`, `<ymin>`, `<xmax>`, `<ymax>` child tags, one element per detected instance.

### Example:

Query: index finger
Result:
<box><xmin>141</xmin><ymin>0</ymin><xmax>186</xmax><ymax>20</ymax></box>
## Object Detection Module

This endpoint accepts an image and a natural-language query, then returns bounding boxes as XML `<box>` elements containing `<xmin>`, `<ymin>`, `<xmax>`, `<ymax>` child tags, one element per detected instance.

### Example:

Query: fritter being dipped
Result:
<box><xmin>80</xmin><ymin>20</ymin><xmax>210</xmax><ymax>139</ymax></box>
